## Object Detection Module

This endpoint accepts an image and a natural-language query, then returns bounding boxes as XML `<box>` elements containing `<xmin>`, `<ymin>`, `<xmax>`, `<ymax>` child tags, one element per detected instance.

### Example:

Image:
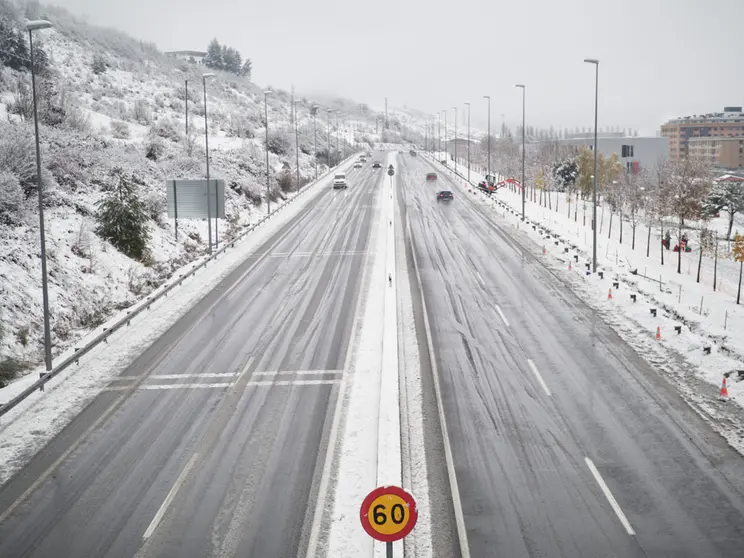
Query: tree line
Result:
<box><xmin>204</xmin><ymin>38</ymin><xmax>251</xmax><ymax>79</ymax></box>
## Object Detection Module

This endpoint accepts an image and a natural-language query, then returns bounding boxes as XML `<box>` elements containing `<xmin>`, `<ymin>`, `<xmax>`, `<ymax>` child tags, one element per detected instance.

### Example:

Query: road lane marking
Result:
<box><xmin>252</xmin><ymin>369</ymin><xmax>343</xmax><ymax>376</ymax></box>
<box><xmin>143</xmin><ymin>452</ymin><xmax>200</xmax><ymax>540</ymax></box>
<box><xmin>584</xmin><ymin>457</ymin><xmax>636</xmax><ymax>536</ymax></box>
<box><xmin>495</xmin><ymin>305</ymin><xmax>510</xmax><ymax>327</ymax></box>
<box><xmin>249</xmin><ymin>380</ymin><xmax>341</xmax><ymax>386</ymax></box>
<box><xmin>527</xmin><ymin>359</ymin><xmax>551</xmax><ymax>396</ymax></box>
<box><xmin>103</xmin><ymin>379</ymin><xmax>340</xmax><ymax>391</ymax></box>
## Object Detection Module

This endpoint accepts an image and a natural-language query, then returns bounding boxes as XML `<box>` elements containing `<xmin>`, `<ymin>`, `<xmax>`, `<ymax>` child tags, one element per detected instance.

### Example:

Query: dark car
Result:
<box><xmin>372</xmin><ymin>162</ymin><xmax>382</xmax><ymax>168</ymax></box>
<box><xmin>409</xmin><ymin>150</ymin><xmax>417</xmax><ymax>156</ymax></box>
<box><xmin>426</xmin><ymin>172</ymin><xmax>437</xmax><ymax>181</ymax></box>
<box><xmin>437</xmin><ymin>191</ymin><xmax>453</xmax><ymax>202</ymax></box>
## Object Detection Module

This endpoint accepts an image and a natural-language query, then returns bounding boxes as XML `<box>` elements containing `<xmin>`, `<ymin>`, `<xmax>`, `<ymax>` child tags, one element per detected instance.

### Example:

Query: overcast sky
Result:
<box><xmin>52</xmin><ymin>0</ymin><xmax>744</xmax><ymax>135</ymax></box>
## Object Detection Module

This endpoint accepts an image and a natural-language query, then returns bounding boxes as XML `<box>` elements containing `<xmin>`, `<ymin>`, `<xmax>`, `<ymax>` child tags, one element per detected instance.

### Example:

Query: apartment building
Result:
<box><xmin>687</xmin><ymin>136</ymin><xmax>744</xmax><ymax>170</ymax></box>
<box><xmin>661</xmin><ymin>106</ymin><xmax>744</xmax><ymax>160</ymax></box>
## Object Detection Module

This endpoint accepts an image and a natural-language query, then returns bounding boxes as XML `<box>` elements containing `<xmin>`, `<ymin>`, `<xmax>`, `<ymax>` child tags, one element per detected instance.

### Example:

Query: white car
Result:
<box><xmin>354</xmin><ymin>162</ymin><xmax>363</xmax><ymax>168</ymax></box>
<box><xmin>333</xmin><ymin>172</ymin><xmax>347</xmax><ymax>189</ymax></box>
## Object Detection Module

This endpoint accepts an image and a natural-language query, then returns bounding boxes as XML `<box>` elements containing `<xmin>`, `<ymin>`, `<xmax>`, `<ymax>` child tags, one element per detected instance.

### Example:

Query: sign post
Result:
<box><xmin>360</xmin><ymin>486</ymin><xmax>417</xmax><ymax>557</ymax></box>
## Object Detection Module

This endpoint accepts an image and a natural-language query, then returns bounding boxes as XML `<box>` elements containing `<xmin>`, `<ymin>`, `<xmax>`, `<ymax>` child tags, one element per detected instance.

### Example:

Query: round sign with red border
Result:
<box><xmin>360</xmin><ymin>485</ymin><xmax>417</xmax><ymax>542</ymax></box>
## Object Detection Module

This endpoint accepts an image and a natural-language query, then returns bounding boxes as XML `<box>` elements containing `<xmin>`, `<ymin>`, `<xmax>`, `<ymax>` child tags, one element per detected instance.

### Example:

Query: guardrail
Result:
<box><xmin>0</xmin><ymin>154</ymin><xmax>359</xmax><ymax>418</ymax></box>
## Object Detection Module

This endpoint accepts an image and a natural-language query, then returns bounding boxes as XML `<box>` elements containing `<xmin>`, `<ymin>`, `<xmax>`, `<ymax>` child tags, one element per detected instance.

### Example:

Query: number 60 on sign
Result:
<box><xmin>360</xmin><ymin>485</ymin><xmax>418</xmax><ymax>542</ymax></box>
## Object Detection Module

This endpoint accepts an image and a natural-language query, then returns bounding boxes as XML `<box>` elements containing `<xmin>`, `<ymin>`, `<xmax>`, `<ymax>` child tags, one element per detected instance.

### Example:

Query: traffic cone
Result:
<box><xmin>655</xmin><ymin>326</ymin><xmax>661</xmax><ymax>340</ymax></box>
<box><xmin>542</xmin><ymin>246</ymin><xmax>546</xmax><ymax>255</ymax></box>
<box><xmin>719</xmin><ymin>376</ymin><xmax>729</xmax><ymax>401</ymax></box>
<box><xmin>608</xmin><ymin>288</ymin><xmax>613</xmax><ymax>300</ymax></box>
<box><xmin>568</xmin><ymin>260</ymin><xmax>572</xmax><ymax>271</ymax></box>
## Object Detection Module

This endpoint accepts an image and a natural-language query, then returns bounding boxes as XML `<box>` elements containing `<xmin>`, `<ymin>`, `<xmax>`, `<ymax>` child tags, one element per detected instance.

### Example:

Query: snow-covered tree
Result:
<box><xmin>701</xmin><ymin>180</ymin><xmax>744</xmax><ymax>240</ymax></box>
<box><xmin>204</xmin><ymin>38</ymin><xmax>223</xmax><ymax>71</ymax></box>
<box><xmin>96</xmin><ymin>172</ymin><xmax>151</xmax><ymax>261</ymax></box>
<box><xmin>241</xmin><ymin>58</ymin><xmax>252</xmax><ymax>80</ymax></box>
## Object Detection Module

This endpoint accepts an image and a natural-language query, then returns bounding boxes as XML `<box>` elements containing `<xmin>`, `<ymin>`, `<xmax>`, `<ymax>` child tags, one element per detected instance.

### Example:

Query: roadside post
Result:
<box><xmin>360</xmin><ymin>485</ymin><xmax>417</xmax><ymax>557</ymax></box>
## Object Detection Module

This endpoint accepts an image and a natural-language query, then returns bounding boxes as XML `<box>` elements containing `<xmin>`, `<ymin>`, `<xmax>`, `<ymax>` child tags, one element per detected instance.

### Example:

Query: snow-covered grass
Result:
<box><xmin>426</xmin><ymin>153</ymin><xmax>744</xmax><ymax>455</ymax></box>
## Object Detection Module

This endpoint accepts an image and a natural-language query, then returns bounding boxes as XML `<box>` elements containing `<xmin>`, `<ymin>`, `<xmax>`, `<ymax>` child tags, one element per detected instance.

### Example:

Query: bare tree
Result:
<box><xmin>661</xmin><ymin>157</ymin><xmax>712</xmax><ymax>274</ymax></box>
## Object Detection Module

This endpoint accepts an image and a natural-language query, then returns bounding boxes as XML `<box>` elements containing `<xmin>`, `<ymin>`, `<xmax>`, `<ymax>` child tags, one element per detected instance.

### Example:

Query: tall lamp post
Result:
<box><xmin>294</xmin><ymin>100</ymin><xmax>300</xmax><ymax>190</ymax></box>
<box><xmin>585</xmin><ymin>58</ymin><xmax>600</xmax><ymax>273</ymax></box>
<box><xmin>326</xmin><ymin>108</ymin><xmax>332</xmax><ymax>168</ymax></box>
<box><xmin>312</xmin><ymin>105</ymin><xmax>318</xmax><ymax>180</ymax></box>
<box><xmin>515</xmin><ymin>84</ymin><xmax>526</xmax><ymax>221</ymax></box>
<box><xmin>444</xmin><ymin>110</ymin><xmax>447</xmax><ymax>164</ymax></box>
<box><xmin>452</xmin><ymin>106</ymin><xmax>458</xmax><ymax>175</ymax></box>
<box><xmin>483</xmin><ymin>95</ymin><xmax>491</xmax><ymax>178</ymax></box>
<box><xmin>264</xmin><ymin>89</ymin><xmax>273</xmax><ymax>214</ymax></box>
<box><xmin>465</xmin><ymin>102</ymin><xmax>471</xmax><ymax>183</ymax></box>
<box><xmin>202</xmin><ymin>72</ymin><xmax>216</xmax><ymax>252</ymax></box>
<box><xmin>28</xmin><ymin>19</ymin><xmax>53</xmax><ymax>373</ymax></box>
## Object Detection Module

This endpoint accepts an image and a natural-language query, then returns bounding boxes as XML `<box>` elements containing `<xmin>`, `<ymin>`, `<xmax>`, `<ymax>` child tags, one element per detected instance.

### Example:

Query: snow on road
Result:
<box><xmin>426</xmin><ymin>154</ymin><xmax>744</xmax><ymax>455</ymax></box>
<box><xmin>0</xmin><ymin>160</ymin><xmax>354</xmax><ymax>487</ymax></box>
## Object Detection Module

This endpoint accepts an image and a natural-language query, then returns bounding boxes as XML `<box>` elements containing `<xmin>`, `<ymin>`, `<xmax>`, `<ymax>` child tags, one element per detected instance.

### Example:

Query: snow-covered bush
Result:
<box><xmin>150</xmin><ymin>118</ymin><xmax>181</xmax><ymax>141</ymax></box>
<box><xmin>92</xmin><ymin>54</ymin><xmax>107</xmax><ymax>75</ymax></box>
<box><xmin>145</xmin><ymin>135</ymin><xmax>165</xmax><ymax>161</ymax></box>
<box><xmin>0</xmin><ymin>170</ymin><xmax>22</xmax><ymax>225</ymax></box>
<box><xmin>133</xmin><ymin>99</ymin><xmax>152</xmax><ymax>125</ymax></box>
<box><xmin>266</xmin><ymin>131</ymin><xmax>291</xmax><ymax>155</ymax></box>
<box><xmin>0</xmin><ymin>123</ymin><xmax>53</xmax><ymax>199</ymax></box>
<box><xmin>227</xmin><ymin>114</ymin><xmax>254</xmax><ymax>138</ymax></box>
<box><xmin>111</xmin><ymin>120</ymin><xmax>130</xmax><ymax>139</ymax></box>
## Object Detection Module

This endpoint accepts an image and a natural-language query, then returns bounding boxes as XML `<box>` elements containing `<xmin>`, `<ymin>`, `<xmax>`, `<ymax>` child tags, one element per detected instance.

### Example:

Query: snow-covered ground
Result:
<box><xmin>426</xmin><ymin>153</ymin><xmax>744</xmax><ymax>456</ymax></box>
<box><xmin>0</xmin><ymin>2</ymin><xmax>394</xmax><ymax>389</ymax></box>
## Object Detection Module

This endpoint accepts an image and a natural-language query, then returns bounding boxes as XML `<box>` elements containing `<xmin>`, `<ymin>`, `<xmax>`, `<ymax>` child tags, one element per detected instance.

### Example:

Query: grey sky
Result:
<box><xmin>52</xmin><ymin>0</ymin><xmax>744</xmax><ymax>135</ymax></box>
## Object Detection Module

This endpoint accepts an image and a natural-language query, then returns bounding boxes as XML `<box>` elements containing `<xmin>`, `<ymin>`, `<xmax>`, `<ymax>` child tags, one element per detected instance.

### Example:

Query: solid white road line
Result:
<box><xmin>142</xmin><ymin>452</ymin><xmax>200</xmax><ymax>540</ymax></box>
<box><xmin>495</xmin><ymin>305</ymin><xmax>510</xmax><ymax>327</ymax></box>
<box><xmin>147</xmin><ymin>373</ymin><xmax>237</xmax><ymax>380</ymax></box>
<box><xmin>248</xmin><ymin>380</ymin><xmax>341</xmax><ymax>386</ymax></box>
<box><xmin>527</xmin><ymin>359</ymin><xmax>551</xmax><ymax>396</ymax></box>
<box><xmin>584</xmin><ymin>457</ymin><xmax>636</xmax><ymax>536</ymax></box>
<box><xmin>252</xmin><ymin>370</ymin><xmax>343</xmax><ymax>376</ymax></box>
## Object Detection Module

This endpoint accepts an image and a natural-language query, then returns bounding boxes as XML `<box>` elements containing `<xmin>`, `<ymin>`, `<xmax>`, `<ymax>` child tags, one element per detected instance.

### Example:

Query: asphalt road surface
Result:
<box><xmin>0</xmin><ymin>162</ymin><xmax>381</xmax><ymax>558</ymax></box>
<box><xmin>398</xmin><ymin>152</ymin><xmax>744</xmax><ymax>558</ymax></box>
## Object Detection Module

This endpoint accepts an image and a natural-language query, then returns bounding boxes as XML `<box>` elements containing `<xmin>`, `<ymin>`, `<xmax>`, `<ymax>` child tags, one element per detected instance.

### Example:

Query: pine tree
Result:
<box><xmin>701</xmin><ymin>181</ymin><xmax>744</xmax><ymax>240</ymax></box>
<box><xmin>223</xmin><ymin>47</ymin><xmax>242</xmax><ymax>74</ymax></box>
<box><xmin>96</xmin><ymin>173</ymin><xmax>151</xmax><ymax>261</ymax></box>
<box><xmin>204</xmin><ymin>38</ymin><xmax>223</xmax><ymax>71</ymax></box>
<box><xmin>241</xmin><ymin>58</ymin><xmax>252</xmax><ymax>80</ymax></box>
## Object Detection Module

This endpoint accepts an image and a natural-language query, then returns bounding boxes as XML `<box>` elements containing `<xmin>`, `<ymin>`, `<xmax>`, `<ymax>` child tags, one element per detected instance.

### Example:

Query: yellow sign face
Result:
<box><xmin>366</xmin><ymin>493</ymin><xmax>411</xmax><ymax>536</ymax></box>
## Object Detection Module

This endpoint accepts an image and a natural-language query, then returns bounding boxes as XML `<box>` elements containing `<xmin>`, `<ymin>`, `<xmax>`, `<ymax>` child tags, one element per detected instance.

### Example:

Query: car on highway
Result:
<box><xmin>372</xmin><ymin>162</ymin><xmax>382</xmax><ymax>168</ymax></box>
<box><xmin>333</xmin><ymin>172</ymin><xmax>347</xmax><ymax>189</ymax></box>
<box><xmin>360</xmin><ymin>157</ymin><xmax>367</xmax><ymax>163</ymax></box>
<box><xmin>426</xmin><ymin>172</ymin><xmax>437</xmax><ymax>181</ymax></box>
<box><xmin>354</xmin><ymin>162</ymin><xmax>363</xmax><ymax>168</ymax></box>
<box><xmin>437</xmin><ymin>190</ymin><xmax>453</xmax><ymax>202</ymax></box>
<box><xmin>409</xmin><ymin>150</ymin><xmax>417</xmax><ymax>156</ymax></box>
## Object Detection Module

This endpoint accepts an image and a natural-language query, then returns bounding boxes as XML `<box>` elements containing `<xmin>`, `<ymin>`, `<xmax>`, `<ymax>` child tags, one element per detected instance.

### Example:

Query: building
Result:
<box><xmin>544</xmin><ymin>135</ymin><xmax>668</xmax><ymax>174</ymax></box>
<box><xmin>165</xmin><ymin>50</ymin><xmax>207</xmax><ymax>64</ymax></box>
<box><xmin>688</xmin><ymin>137</ymin><xmax>744</xmax><ymax>170</ymax></box>
<box><xmin>661</xmin><ymin>106</ymin><xmax>744</xmax><ymax>160</ymax></box>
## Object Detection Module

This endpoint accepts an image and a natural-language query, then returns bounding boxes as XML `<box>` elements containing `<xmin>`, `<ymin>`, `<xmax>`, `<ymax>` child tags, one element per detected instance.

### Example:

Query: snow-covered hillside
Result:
<box><xmin>0</xmin><ymin>2</ymin><xmax>393</xmax><ymax>385</ymax></box>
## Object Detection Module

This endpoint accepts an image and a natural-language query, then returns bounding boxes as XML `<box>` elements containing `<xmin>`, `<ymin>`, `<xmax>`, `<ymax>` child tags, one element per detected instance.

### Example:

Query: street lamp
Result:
<box><xmin>515</xmin><ymin>84</ymin><xmax>526</xmax><ymax>220</ymax></box>
<box><xmin>326</xmin><ymin>108</ymin><xmax>332</xmax><ymax>168</ymax></box>
<box><xmin>465</xmin><ymin>102</ymin><xmax>471</xmax><ymax>183</ymax></box>
<box><xmin>312</xmin><ymin>105</ymin><xmax>319</xmax><ymax>180</ymax></box>
<box><xmin>294</xmin><ymin>100</ymin><xmax>300</xmax><ymax>191</ymax></box>
<box><xmin>444</xmin><ymin>110</ymin><xmax>447</xmax><ymax>164</ymax></box>
<box><xmin>483</xmin><ymin>95</ymin><xmax>491</xmax><ymax>179</ymax></box>
<box><xmin>585</xmin><ymin>58</ymin><xmax>599</xmax><ymax>273</ymax></box>
<box><xmin>452</xmin><ymin>106</ymin><xmax>458</xmax><ymax>175</ymax></box>
<box><xmin>264</xmin><ymin>89</ymin><xmax>273</xmax><ymax>214</ymax></box>
<box><xmin>201</xmin><ymin>73</ymin><xmax>216</xmax><ymax>252</ymax></box>
<box><xmin>27</xmin><ymin>19</ymin><xmax>53</xmax><ymax>373</ymax></box>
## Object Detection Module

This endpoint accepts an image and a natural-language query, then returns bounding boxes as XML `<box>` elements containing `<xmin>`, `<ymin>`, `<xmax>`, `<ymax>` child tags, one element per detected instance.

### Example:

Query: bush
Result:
<box><xmin>150</xmin><ymin>118</ymin><xmax>181</xmax><ymax>141</ymax></box>
<box><xmin>0</xmin><ymin>170</ymin><xmax>23</xmax><ymax>225</ymax></box>
<box><xmin>92</xmin><ymin>54</ymin><xmax>108</xmax><ymax>75</ymax></box>
<box><xmin>0</xmin><ymin>124</ymin><xmax>53</xmax><ymax>198</ymax></box>
<box><xmin>276</xmin><ymin>169</ymin><xmax>293</xmax><ymax>193</ymax></box>
<box><xmin>145</xmin><ymin>135</ymin><xmax>165</xmax><ymax>161</ymax></box>
<box><xmin>227</xmin><ymin>114</ymin><xmax>254</xmax><ymax>138</ymax></box>
<box><xmin>111</xmin><ymin>120</ymin><xmax>130</xmax><ymax>139</ymax></box>
<box><xmin>266</xmin><ymin>131</ymin><xmax>291</xmax><ymax>155</ymax></box>
<box><xmin>133</xmin><ymin>99</ymin><xmax>152</xmax><ymax>125</ymax></box>
<box><xmin>0</xmin><ymin>357</ymin><xmax>30</xmax><ymax>387</ymax></box>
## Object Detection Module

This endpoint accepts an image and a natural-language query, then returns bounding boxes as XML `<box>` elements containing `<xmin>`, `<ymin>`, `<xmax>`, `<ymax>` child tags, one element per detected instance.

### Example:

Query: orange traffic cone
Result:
<box><xmin>719</xmin><ymin>376</ymin><xmax>729</xmax><ymax>401</ymax></box>
<box><xmin>655</xmin><ymin>326</ymin><xmax>661</xmax><ymax>340</ymax></box>
<box><xmin>608</xmin><ymin>288</ymin><xmax>613</xmax><ymax>300</ymax></box>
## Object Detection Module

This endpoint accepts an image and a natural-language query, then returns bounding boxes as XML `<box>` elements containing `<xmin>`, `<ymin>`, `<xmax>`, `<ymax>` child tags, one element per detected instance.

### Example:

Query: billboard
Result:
<box><xmin>166</xmin><ymin>179</ymin><xmax>225</xmax><ymax>219</ymax></box>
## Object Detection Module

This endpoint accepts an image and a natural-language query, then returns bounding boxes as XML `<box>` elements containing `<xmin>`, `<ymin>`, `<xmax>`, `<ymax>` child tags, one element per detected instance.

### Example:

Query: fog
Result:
<box><xmin>52</xmin><ymin>0</ymin><xmax>744</xmax><ymax>135</ymax></box>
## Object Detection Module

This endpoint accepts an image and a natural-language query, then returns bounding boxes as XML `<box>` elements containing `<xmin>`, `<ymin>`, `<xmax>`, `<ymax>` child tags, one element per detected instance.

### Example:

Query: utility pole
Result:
<box><xmin>465</xmin><ymin>102</ymin><xmax>471</xmax><ymax>183</ymax></box>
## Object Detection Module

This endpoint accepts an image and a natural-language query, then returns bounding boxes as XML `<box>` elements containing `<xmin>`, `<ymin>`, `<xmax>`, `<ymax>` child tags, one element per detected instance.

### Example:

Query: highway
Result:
<box><xmin>0</xmin><ymin>164</ymin><xmax>381</xmax><ymax>557</ymax></box>
<box><xmin>397</xmin><ymin>152</ymin><xmax>744</xmax><ymax>558</ymax></box>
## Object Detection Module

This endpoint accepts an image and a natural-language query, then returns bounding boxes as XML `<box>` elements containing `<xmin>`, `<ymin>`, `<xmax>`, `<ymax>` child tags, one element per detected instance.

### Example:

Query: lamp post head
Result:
<box><xmin>202</xmin><ymin>72</ymin><xmax>215</xmax><ymax>79</ymax></box>
<box><xmin>515</xmin><ymin>84</ymin><xmax>525</xmax><ymax>89</ymax></box>
<box><xmin>584</xmin><ymin>58</ymin><xmax>599</xmax><ymax>65</ymax></box>
<box><xmin>483</xmin><ymin>95</ymin><xmax>490</xmax><ymax>100</ymax></box>
<box><xmin>26</xmin><ymin>20</ymin><xmax>52</xmax><ymax>31</ymax></box>
<box><xmin>264</xmin><ymin>89</ymin><xmax>273</xmax><ymax>97</ymax></box>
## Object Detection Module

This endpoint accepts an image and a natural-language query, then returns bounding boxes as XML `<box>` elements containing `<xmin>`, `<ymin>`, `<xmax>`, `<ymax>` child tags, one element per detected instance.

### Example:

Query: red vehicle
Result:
<box><xmin>426</xmin><ymin>172</ymin><xmax>438</xmax><ymax>181</ymax></box>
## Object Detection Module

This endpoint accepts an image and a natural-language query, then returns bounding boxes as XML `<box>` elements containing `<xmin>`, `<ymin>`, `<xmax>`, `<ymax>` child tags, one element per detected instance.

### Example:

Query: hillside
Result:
<box><xmin>0</xmin><ymin>1</ymin><xmax>399</xmax><ymax>385</ymax></box>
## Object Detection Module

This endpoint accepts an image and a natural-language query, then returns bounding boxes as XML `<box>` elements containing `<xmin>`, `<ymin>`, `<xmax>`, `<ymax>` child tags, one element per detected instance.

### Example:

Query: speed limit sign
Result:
<box><xmin>360</xmin><ymin>485</ymin><xmax>418</xmax><ymax>543</ymax></box>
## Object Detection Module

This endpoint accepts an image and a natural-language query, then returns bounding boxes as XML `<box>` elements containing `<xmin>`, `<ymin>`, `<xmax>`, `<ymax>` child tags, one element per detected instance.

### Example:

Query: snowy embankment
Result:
<box><xmin>425</xmin><ymin>153</ymin><xmax>744</xmax><ymax>456</ymax></box>
<box><xmin>0</xmin><ymin>156</ymin><xmax>357</xmax><ymax>486</ymax></box>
